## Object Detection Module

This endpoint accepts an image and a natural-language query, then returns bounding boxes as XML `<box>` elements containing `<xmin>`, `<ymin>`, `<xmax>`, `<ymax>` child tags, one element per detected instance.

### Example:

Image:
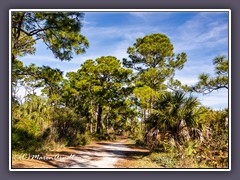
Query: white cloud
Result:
<box><xmin>80</xmin><ymin>25</ymin><xmax>154</xmax><ymax>63</ymax></box>
<box><xmin>82</xmin><ymin>26</ymin><xmax>152</xmax><ymax>42</ymax></box>
<box><xmin>196</xmin><ymin>24</ymin><xmax>228</xmax><ymax>42</ymax></box>
<box><xmin>175</xmin><ymin>75</ymin><xmax>199</xmax><ymax>86</ymax></box>
<box><xmin>128</xmin><ymin>11</ymin><xmax>175</xmax><ymax>19</ymax></box>
<box><xmin>20</xmin><ymin>55</ymin><xmax>59</xmax><ymax>63</ymax></box>
<box><xmin>172</xmin><ymin>13</ymin><xmax>228</xmax><ymax>53</ymax></box>
<box><xmin>128</xmin><ymin>12</ymin><xmax>149</xmax><ymax>18</ymax></box>
<box><xmin>197</xmin><ymin>89</ymin><xmax>228</xmax><ymax>110</ymax></box>
<box><xmin>174</xmin><ymin>56</ymin><xmax>216</xmax><ymax>86</ymax></box>
<box><xmin>82</xmin><ymin>20</ymin><xmax>95</xmax><ymax>26</ymax></box>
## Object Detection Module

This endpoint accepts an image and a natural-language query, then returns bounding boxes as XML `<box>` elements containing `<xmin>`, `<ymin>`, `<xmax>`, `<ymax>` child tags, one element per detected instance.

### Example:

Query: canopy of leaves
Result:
<box><xmin>69</xmin><ymin>56</ymin><xmax>134</xmax><ymax>105</ymax></box>
<box><xmin>12</xmin><ymin>12</ymin><xmax>89</xmax><ymax>62</ymax></box>
<box><xmin>123</xmin><ymin>33</ymin><xmax>186</xmax><ymax>73</ymax></box>
<box><xmin>123</xmin><ymin>33</ymin><xmax>187</xmax><ymax>93</ymax></box>
<box><xmin>191</xmin><ymin>55</ymin><xmax>228</xmax><ymax>94</ymax></box>
<box><xmin>66</xmin><ymin>56</ymin><xmax>134</xmax><ymax>134</ymax></box>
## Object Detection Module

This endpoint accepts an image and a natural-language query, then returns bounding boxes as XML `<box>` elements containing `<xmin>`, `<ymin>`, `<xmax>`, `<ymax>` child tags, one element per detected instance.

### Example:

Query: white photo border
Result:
<box><xmin>9</xmin><ymin>9</ymin><xmax>231</xmax><ymax>171</ymax></box>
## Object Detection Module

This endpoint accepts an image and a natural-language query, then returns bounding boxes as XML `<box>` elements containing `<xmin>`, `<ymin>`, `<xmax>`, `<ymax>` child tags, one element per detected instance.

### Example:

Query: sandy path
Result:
<box><xmin>64</xmin><ymin>139</ymin><xmax>130</xmax><ymax>168</ymax></box>
<box><xmin>12</xmin><ymin>138</ymin><xmax>149</xmax><ymax>169</ymax></box>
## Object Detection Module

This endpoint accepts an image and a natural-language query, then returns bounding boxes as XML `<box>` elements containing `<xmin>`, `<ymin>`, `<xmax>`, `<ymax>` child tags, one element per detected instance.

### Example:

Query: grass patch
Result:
<box><xmin>93</xmin><ymin>133</ymin><xmax>117</xmax><ymax>141</ymax></box>
<box><xmin>148</xmin><ymin>152</ymin><xmax>178</xmax><ymax>168</ymax></box>
<box><xmin>132</xmin><ymin>157</ymin><xmax>160</xmax><ymax>168</ymax></box>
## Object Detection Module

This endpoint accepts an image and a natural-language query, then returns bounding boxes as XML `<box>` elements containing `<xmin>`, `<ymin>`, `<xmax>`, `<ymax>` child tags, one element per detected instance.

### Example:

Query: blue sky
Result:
<box><xmin>19</xmin><ymin>11</ymin><xmax>229</xmax><ymax>110</ymax></box>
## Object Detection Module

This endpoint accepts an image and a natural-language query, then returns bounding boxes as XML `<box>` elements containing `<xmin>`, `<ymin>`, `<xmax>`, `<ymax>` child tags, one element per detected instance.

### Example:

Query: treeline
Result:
<box><xmin>11</xmin><ymin>12</ymin><xmax>229</xmax><ymax>168</ymax></box>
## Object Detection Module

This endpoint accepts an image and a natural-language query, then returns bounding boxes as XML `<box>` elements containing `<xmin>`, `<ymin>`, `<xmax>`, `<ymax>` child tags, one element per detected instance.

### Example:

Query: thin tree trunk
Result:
<box><xmin>105</xmin><ymin>106</ymin><xmax>110</xmax><ymax>134</ymax></box>
<box><xmin>142</xmin><ymin>109</ymin><xmax>146</xmax><ymax>132</ymax></box>
<box><xmin>94</xmin><ymin>105</ymin><xmax>98</xmax><ymax>133</ymax></box>
<box><xmin>96</xmin><ymin>104</ymin><xmax>103</xmax><ymax>134</ymax></box>
<box><xmin>89</xmin><ymin>119</ymin><xmax>93</xmax><ymax>133</ymax></box>
<box><xmin>106</xmin><ymin>113</ymin><xmax>109</xmax><ymax>134</ymax></box>
<box><xmin>149</xmin><ymin>96</ymin><xmax>153</xmax><ymax>114</ymax></box>
<box><xmin>89</xmin><ymin>99</ymin><xmax>93</xmax><ymax>133</ymax></box>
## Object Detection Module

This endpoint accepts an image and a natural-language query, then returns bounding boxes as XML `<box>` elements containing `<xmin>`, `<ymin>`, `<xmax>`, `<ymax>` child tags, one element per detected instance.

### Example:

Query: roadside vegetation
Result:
<box><xmin>11</xmin><ymin>12</ymin><xmax>229</xmax><ymax>168</ymax></box>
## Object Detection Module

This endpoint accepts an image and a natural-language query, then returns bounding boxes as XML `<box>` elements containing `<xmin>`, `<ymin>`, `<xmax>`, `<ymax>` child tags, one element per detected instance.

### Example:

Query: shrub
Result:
<box><xmin>149</xmin><ymin>152</ymin><xmax>179</xmax><ymax>168</ymax></box>
<box><xmin>66</xmin><ymin>133</ymin><xmax>91</xmax><ymax>146</ymax></box>
<box><xmin>12</xmin><ymin>127</ymin><xmax>43</xmax><ymax>153</ymax></box>
<box><xmin>93</xmin><ymin>133</ymin><xmax>117</xmax><ymax>141</ymax></box>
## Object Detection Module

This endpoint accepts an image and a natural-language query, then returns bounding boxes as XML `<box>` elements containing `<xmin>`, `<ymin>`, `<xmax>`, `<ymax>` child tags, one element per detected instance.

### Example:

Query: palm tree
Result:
<box><xmin>145</xmin><ymin>91</ymin><xmax>201</xmax><ymax>145</ymax></box>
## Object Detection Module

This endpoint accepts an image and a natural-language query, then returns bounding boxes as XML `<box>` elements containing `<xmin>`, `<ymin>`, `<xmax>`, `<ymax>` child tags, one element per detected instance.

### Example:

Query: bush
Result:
<box><xmin>149</xmin><ymin>152</ymin><xmax>179</xmax><ymax>168</ymax></box>
<box><xmin>66</xmin><ymin>133</ymin><xmax>91</xmax><ymax>146</ymax></box>
<box><xmin>93</xmin><ymin>133</ymin><xmax>117</xmax><ymax>141</ymax></box>
<box><xmin>12</xmin><ymin>127</ymin><xmax>43</xmax><ymax>153</ymax></box>
<box><xmin>135</xmin><ymin>139</ymin><xmax>145</xmax><ymax>147</ymax></box>
<box><xmin>130</xmin><ymin>131</ymin><xmax>146</xmax><ymax>147</ymax></box>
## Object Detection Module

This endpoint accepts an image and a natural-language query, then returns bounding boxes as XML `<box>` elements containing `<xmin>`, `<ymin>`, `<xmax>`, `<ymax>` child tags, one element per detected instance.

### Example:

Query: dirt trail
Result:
<box><xmin>65</xmin><ymin>139</ymin><xmax>131</xmax><ymax>168</ymax></box>
<box><xmin>12</xmin><ymin>137</ymin><xmax>149</xmax><ymax>168</ymax></box>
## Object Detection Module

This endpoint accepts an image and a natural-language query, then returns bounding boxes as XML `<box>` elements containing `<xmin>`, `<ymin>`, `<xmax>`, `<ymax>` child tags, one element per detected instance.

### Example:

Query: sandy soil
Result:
<box><xmin>12</xmin><ymin>137</ymin><xmax>149</xmax><ymax>169</ymax></box>
<box><xmin>64</xmin><ymin>138</ymin><xmax>133</xmax><ymax>168</ymax></box>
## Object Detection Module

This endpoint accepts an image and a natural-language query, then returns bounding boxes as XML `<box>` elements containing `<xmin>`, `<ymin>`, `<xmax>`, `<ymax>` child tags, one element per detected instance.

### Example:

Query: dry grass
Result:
<box><xmin>115</xmin><ymin>157</ymin><xmax>161</xmax><ymax>168</ymax></box>
<box><xmin>114</xmin><ymin>138</ymin><xmax>162</xmax><ymax>168</ymax></box>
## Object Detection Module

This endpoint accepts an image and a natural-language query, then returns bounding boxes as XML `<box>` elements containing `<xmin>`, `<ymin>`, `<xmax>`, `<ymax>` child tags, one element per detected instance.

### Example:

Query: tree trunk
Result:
<box><xmin>90</xmin><ymin>118</ymin><xmax>93</xmax><ymax>134</ymax></box>
<box><xmin>177</xmin><ymin>119</ymin><xmax>190</xmax><ymax>143</ymax></box>
<box><xmin>149</xmin><ymin>96</ymin><xmax>153</xmax><ymax>114</ymax></box>
<box><xmin>105</xmin><ymin>106</ymin><xmax>111</xmax><ymax>134</ymax></box>
<box><xmin>106</xmin><ymin>113</ymin><xmax>109</xmax><ymax>134</ymax></box>
<box><xmin>89</xmin><ymin>99</ymin><xmax>93</xmax><ymax>133</ymax></box>
<box><xmin>141</xmin><ymin>109</ymin><xmax>146</xmax><ymax>132</ymax></box>
<box><xmin>96</xmin><ymin>104</ymin><xmax>103</xmax><ymax>134</ymax></box>
<box><xmin>87</xmin><ymin>116</ymin><xmax>93</xmax><ymax>134</ymax></box>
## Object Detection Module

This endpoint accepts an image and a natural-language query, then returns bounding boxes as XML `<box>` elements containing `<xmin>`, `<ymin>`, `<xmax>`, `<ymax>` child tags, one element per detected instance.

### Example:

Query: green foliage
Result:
<box><xmin>123</xmin><ymin>33</ymin><xmax>175</xmax><ymax>71</ymax></box>
<box><xmin>124</xmin><ymin>34</ymin><xmax>189</xmax><ymax>135</ymax></box>
<box><xmin>11</xmin><ymin>27</ymin><xmax>36</xmax><ymax>59</ymax></box>
<box><xmin>148</xmin><ymin>153</ymin><xmax>179</xmax><ymax>168</ymax></box>
<box><xmin>124</xmin><ymin>33</ymin><xmax>187</xmax><ymax>91</ymax></box>
<box><xmin>66</xmin><ymin>133</ymin><xmax>91</xmax><ymax>146</ymax></box>
<box><xmin>12</xmin><ymin>94</ymin><xmax>89</xmax><ymax>154</ymax></box>
<box><xmin>143</xmin><ymin>107</ymin><xmax>229</xmax><ymax>168</ymax></box>
<box><xmin>135</xmin><ymin>138</ymin><xmax>146</xmax><ymax>147</ymax></box>
<box><xmin>135</xmin><ymin>132</ymin><xmax>228</xmax><ymax>168</ymax></box>
<box><xmin>52</xmin><ymin>107</ymin><xmax>87</xmax><ymax>143</ymax></box>
<box><xmin>191</xmin><ymin>55</ymin><xmax>228</xmax><ymax>94</ymax></box>
<box><xmin>134</xmin><ymin>85</ymin><xmax>158</xmax><ymax>108</ymax></box>
<box><xmin>12</xmin><ymin>95</ymin><xmax>51</xmax><ymax>153</ymax></box>
<box><xmin>146</xmin><ymin>91</ymin><xmax>201</xmax><ymax>132</ymax></box>
<box><xmin>12</xmin><ymin>127</ymin><xmax>43</xmax><ymax>153</ymax></box>
<box><xmin>93</xmin><ymin>133</ymin><xmax>117</xmax><ymax>141</ymax></box>
<box><xmin>11</xmin><ymin>12</ymin><xmax>89</xmax><ymax>106</ymax></box>
<box><xmin>67</xmin><ymin>56</ymin><xmax>134</xmax><ymax>134</ymax></box>
<box><xmin>138</xmin><ymin>68</ymin><xmax>167</xmax><ymax>90</ymax></box>
<box><xmin>12</xmin><ymin>59</ymin><xmax>25</xmax><ymax>83</ymax></box>
<box><xmin>12</xmin><ymin>12</ymin><xmax>89</xmax><ymax>62</ymax></box>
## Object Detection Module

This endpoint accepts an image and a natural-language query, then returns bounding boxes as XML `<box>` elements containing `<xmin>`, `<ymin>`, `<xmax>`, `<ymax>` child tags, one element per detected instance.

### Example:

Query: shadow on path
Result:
<box><xmin>12</xmin><ymin>138</ymin><xmax>150</xmax><ymax>168</ymax></box>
